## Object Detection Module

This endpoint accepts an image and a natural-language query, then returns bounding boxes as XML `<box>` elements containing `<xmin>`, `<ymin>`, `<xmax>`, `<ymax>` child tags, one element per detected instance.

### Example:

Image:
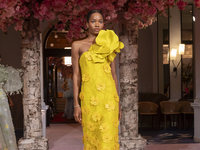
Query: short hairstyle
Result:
<box><xmin>87</xmin><ymin>10</ymin><xmax>104</xmax><ymax>22</ymax></box>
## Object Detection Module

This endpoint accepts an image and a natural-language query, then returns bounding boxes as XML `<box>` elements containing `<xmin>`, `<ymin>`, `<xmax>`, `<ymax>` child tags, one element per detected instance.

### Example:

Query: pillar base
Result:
<box><xmin>120</xmin><ymin>136</ymin><xmax>147</xmax><ymax>150</ymax></box>
<box><xmin>194</xmin><ymin>136</ymin><xmax>200</xmax><ymax>143</ymax></box>
<box><xmin>18</xmin><ymin>137</ymin><xmax>48</xmax><ymax>150</ymax></box>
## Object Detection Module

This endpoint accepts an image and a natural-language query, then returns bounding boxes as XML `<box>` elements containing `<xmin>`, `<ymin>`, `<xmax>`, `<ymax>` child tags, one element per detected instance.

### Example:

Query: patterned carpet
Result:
<box><xmin>139</xmin><ymin>127</ymin><xmax>196</xmax><ymax>145</ymax></box>
<box><xmin>50</xmin><ymin>112</ymin><xmax>76</xmax><ymax>123</ymax></box>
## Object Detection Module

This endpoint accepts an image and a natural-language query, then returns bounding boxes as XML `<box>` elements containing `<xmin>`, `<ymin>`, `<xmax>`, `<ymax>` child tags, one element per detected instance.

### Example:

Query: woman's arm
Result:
<box><xmin>61</xmin><ymin>80</ymin><xmax>69</xmax><ymax>91</ymax></box>
<box><xmin>71</xmin><ymin>41</ymin><xmax>82</xmax><ymax>123</ymax></box>
<box><xmin>111</xmin><ymin>57</ymin><xmax>121</xmax><ymax>120</ymax></box>
<box><xmin>8</xmin><ymin>96</ymin><xmax>14</xmax><ymax>107</ymax></box>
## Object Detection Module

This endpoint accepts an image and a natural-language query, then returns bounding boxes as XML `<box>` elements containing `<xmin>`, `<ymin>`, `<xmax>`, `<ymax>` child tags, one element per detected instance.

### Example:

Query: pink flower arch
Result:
<box><xmin>0</xmin><ymin>0</ymin><xmax>199</xmax><ymax>38</ymax></box>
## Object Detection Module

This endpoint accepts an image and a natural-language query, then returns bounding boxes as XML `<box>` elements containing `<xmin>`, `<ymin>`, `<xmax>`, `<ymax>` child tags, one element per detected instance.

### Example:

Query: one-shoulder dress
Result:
<box><xmin>79</xmin><ymin>30</ymin><xmax>124</xmax><ymax>150</ymax></box>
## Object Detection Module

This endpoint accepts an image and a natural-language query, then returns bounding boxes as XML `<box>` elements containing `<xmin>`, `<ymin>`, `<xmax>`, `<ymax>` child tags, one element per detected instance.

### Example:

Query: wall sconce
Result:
<box><xmin>171</xmin><ymin>44</ymin><xmax>185</xmax><ymax>78</ymax></box>
<box><xmin>64</xmin><ymin>56</ymin><xmax>72</xmax><ymax>66</ymax></box>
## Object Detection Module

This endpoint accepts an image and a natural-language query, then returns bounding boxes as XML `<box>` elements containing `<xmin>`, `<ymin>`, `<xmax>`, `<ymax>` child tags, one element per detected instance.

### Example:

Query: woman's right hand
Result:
<box><xmin>74</xmin><ymin>106</ymin><xmax>82</xmax><ymax>124</ymax></box>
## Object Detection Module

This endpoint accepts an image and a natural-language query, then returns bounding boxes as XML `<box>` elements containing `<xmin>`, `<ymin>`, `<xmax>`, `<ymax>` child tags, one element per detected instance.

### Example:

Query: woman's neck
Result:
<box><xmin>87</xmin><ymin>33</ymin><xmax>97</xmax><ymax>43</ymax></box>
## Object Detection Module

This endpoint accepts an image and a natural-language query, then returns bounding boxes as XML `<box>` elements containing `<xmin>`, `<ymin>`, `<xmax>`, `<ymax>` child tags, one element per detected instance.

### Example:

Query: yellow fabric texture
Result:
<box><xmin>79</xmin><ymin>29</ymin><xmax>124</xmax><ymax>150</ymax></box>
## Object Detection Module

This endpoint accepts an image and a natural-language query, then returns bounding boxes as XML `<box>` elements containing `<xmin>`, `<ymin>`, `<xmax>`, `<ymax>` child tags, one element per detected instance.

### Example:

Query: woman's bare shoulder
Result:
<box><xmin>72</xmin><ymin>40</ymin><xmax>81</xmax><ymax>49</ymax></box>
<box><xmin>72</xmin><ymin>39</ymin><xmax>89</xmax><ymax>52</ymax></box>
<box><xmin>72</xmin><ymin>39</ymin><xmax>88</xmax><ymax>47</ymax></box>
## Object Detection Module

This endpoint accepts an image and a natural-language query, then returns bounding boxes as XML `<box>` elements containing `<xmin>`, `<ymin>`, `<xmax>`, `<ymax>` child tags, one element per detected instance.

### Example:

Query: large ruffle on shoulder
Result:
<box><xmin>88</xmin><ymin>29</ymin><xmax>124</xmax><ymax>63</ymax></box>
<box><xmin>0</xmin><ymin>65</ymin><xmax>23</xmax><ymax>95</ymax></box>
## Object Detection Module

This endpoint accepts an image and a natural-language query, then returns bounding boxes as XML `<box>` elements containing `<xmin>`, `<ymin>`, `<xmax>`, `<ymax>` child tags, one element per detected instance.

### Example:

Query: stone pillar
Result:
<box><xmin>18</xmin><ymin>17</ymin><xmax>48</xmax><ymax>150</ymax></box>
<box><xmin>119</xmin><ymin>14</ymin><xmax>146</xmax><ymax>150</ymax></box>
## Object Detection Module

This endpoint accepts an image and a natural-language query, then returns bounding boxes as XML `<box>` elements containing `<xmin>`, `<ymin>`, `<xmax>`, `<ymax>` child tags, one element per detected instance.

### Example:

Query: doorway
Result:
<box><xmin>43</xmin><ymin>28</ymin><xmax>75</xmax><ymax>126</ymax></box>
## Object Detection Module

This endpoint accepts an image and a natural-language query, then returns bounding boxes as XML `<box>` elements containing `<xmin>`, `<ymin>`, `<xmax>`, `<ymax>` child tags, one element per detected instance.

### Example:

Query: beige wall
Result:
<box><xmin>0</xmin><ymin>26</ymin><xmax>21</xmax><ymax>67</ymax></box>
<box><xmin>138</xmin><ymin>24</ymin><xmax>157</xmax><ymax>93</ymax></box>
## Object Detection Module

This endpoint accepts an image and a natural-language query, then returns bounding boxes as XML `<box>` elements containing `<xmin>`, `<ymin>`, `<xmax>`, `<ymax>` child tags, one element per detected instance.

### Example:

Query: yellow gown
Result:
<box><xmin>79</xmin><ymin>29</ymin><xmax>124</xmax><ymax>150</ymax></box>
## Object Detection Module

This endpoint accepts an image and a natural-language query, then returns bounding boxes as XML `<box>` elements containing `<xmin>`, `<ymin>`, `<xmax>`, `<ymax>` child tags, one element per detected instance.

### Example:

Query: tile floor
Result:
<box><xmin>46</xmin><ymin>124</ymin><xmax>200</xmax><ymax>150</ymax></box>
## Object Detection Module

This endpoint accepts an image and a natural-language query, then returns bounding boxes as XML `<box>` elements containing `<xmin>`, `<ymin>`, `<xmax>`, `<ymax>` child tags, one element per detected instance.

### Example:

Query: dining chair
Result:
<box><xmin>160</xmin><ymin>101</ymin><xmax>181</xmax><ymax>130</ymax></box>
<box><xmin>178</xmin><ymin>101</ymin><xmax>194</xmax><ymax>130</ymax></box>
<box><xmin>138</xmin><ymin>101</ymin><xmax>158</xmax><ymax>128</ymax></box>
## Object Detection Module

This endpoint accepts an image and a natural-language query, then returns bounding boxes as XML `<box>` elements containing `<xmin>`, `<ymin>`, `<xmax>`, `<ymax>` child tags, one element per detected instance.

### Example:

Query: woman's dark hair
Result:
<box><xmin>87</xmin><ymin>10</ymin><xmax>104</xmax><ymax>22</ymax></box>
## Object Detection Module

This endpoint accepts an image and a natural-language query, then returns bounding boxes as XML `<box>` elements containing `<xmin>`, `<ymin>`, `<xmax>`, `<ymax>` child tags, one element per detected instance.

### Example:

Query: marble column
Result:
<box><xmin>191</xmin><ymin>99</ymin><xmax>200</xmax><ymax>142</ymax></box>
<box><xmin>191</xmin><ymin>7</ymin><xmax>200</xmax><ymax>143</ymax></box>
<box><xmin>119</xmin><ymin>14</ymin><xmax>146</xmax><ymax>150</ymax></box>
<box><xmin>18</xmin><ymin>17</ymin><xmax>48</xmax><ymax>150</ymax></box>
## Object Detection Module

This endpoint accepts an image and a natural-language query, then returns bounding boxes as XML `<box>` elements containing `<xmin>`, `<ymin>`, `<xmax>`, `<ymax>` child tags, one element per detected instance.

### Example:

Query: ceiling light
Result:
<box><xmin>54</xmin><ymin>34</ymin><xmax>58</xmax><ymax>38</ymax></box>
<box><xmin>64</xmin><ymin>47</ymin><xmax>71</xmax><ymax>49</ymax></box>
<box><xmin>193</xmin><ymin>16</ymin><xmax>195</xmax><ymax>22</ymax></box>
<box><xmin>50</xmin><ymin>43</ymin><xmax>54</xmax><ymax>47</ymax></box>
<box><xmin>64</xmin><ymin>57</ymin><xmax>72</xmax><ymax>66</ymax></box>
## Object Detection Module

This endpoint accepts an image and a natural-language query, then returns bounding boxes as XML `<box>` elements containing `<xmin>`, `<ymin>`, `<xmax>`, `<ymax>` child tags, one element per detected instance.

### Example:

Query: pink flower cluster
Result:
<box><xmin>0</xmin><ymin>0</ymin><xmax>30</xmax><ymax>32</ymax></box>
<box><xmin>0</xmin><ymin>0</ymin><xmax>199</xmax><ymax>38</ymax></box>
<box><xmin>176</xmin><ymin>0</ymin><xmax>188</xmax><ymax>10</ymax></box>
<box><xmin>194</xmin><ymin>0</ymin><xmax>200</xmax><ymax>8</ymax></box>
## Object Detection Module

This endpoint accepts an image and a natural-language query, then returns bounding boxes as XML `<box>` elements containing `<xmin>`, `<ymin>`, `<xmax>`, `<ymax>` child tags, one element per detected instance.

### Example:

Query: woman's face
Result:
<box><xmin>87</xmin><ymin>13</ymin><xmax>104</xmax><ymax>35</ymax></box>
<box><xmin>69</xmin><ymin>73</ymin><xmax>73</xmax><ymax>79</ymax></box>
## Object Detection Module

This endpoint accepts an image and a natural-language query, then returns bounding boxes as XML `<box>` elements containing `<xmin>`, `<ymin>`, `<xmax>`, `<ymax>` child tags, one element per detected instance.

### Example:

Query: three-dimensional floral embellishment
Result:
<box><xmin>92</xmin><ymin>112</ymin><xmax>101</xmax><ymax>122</ymax></box>
<box><xmin>91</xmin><ymin>137</ymin><xmax>97</xmax><ymax>146</ymax></box>
<box><xmin>114</xmin><ymin>93</ymin><xmax>119</xmax><ymax>102</ymax></box>
<box><xmin>84</xmin><ymin>133</ymin><xmax>90</xmax><ymax>142</ymax></box>
<box><xmin>79</xmin><ymin>92</ymin><xmax>84</xmax><ymax>101</ymax></box>
<box><xmin>114</xmin><ymin>133</ymin><xmax>119</xmax><ymax>142</ymax></box>
<box><xmin>90</xmin><ymin>96</ymin><xmax>99</xmax><ymax>106</ymax></box>
<box><xmin>102</xmin><ymin>147</ymin><xmax>111</xmax><ymax>150</ymax></box>
<box><xmin>105</xmin><ymin>101</ymin><xmax>115</xmax><ymax>111</ymax></box>
<box><xmin>102</xmin><ymin>134</ymin><xmax>113</xmax><ymax>143</ymax></box>
<box><xmin>0</xmin><ymin>90</ymin><xmax>6</xmax><ymax>99</ymax></box>
<box><xmin>82</xmin><ymin>107</ymin><xmax>90</xmax><ymax>115</ymax></box>
<box><xmin>5</xmin><ymin>124</ymin><xmax>9</xmax><ymax>128</ymax></box>
<box><xmin>100</xmin><ymin>123</ymin><xmax>109</xmax><ymax>133</ymax></box>
<box><xmin>96</xmin><ymin>81</ymin><xmax>106</xmax><ymax>91</ymax></box>
<box><xmin>103</xmin><ymin>63</ymin><xmax>111</xmax><ymax>73</ymax></box>
<box><xmin>9</xmin><ymin>140</ymin><xmax>12</xmax><ymax>144</ymax></box>
<box><xmin>85</xmin><ymin>52</ymin><xmax>92</xmax><ymax>61</ymax></box>
<box><xmin>82</xmin><ymin>73</ymin><xmax>90</xmax><ymax>82</ymax></box>
<box><xmin>81</xmin><ymin>121</ymin><xmax>84</xmax><ymax>128</ymax></box>
<box><xmin>96</xmin><ymin>140</ymin><xmax>101</xmax><ymax>148</ymax></box>
<box><xmin>82</xmin><ymin>136</ymin><xmax>84</xmax><ymax>144</ymax></box>
<box><xmin>115</xmin><ymin>143</ymin><xmax>120</xmax><ymax>149</ymax></box>
<box><xmin>84</xmin><ymin>143</ymin><xmax>93</xmax><ymax>150</ymax></box>
<box><xmin>113</xmin><ymin>120</ymin><xmax>119</xmax><ymax>128</ymax></box>
<box><xmin>87</xmin><ymin>122</ymin><xmax>96</xmax><ymax>132</ymax></box>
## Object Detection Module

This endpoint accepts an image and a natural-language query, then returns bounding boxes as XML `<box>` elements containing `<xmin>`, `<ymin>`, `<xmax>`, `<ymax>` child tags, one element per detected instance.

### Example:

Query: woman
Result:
<box><xmin>0</xmin><ymin>65</ymin><xmax>22</xmax><ymax>150</ymax></box>
<box><xmin>72</xmin><ymin>10</ymin><xmax>124</xmax><ymax>149</ymax></box>
<box><xmin>62</xmin><ymin>73</ymin><xmax>74</xmax><ymax>119</ymax></box>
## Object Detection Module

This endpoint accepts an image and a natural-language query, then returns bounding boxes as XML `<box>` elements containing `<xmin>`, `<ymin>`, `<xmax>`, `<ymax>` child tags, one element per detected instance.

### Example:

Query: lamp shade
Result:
<box><xmin>64</xmin><ymin>56</ymin><xmax>72</xmax><ymax>66</ymax></box>
<box><xmin>179</xmin><ymin>44</ymin><xmax>185</xmax><ymax>55</ymax></box>
<box><xmin>171</xmin><ymin>49</ymin><xmax>177</xmax><ymax>60</ymax></box>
